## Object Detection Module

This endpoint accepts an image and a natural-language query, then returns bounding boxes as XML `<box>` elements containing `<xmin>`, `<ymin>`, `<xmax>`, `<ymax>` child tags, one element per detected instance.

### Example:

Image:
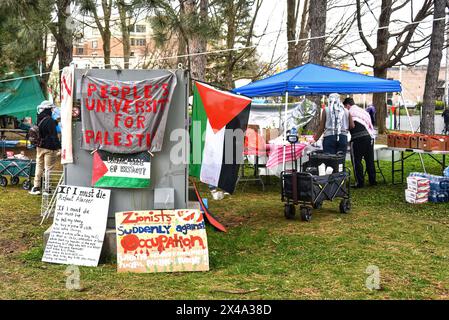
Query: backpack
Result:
<box><xmin>28</xmin><ymin>116</ymin><xmax>49</xmax><ymax>147</ymax></box>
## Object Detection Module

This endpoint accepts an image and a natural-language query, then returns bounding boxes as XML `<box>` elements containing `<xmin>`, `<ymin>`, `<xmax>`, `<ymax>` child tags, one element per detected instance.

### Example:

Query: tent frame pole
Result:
<box><xmin>282</xmin><ymin>92</ymin><xmax>289</xmax><ymax>174</ymax></box>
<box><xmin>400</xmin><ymin>92</ymin><xmax>426</xmax><ymax>173</ymax></box>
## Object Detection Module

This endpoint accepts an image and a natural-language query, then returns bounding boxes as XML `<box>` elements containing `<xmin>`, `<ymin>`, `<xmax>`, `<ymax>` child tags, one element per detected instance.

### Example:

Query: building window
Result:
<box><xmin>92</xmin><ymin>40</ymin><xmax>98</xmax><ymax>49</ymax></box>
<box><xmin>131</xmin><ymin>24</ymin><xmax>146</xmax><ymax>33</ymax></box>
<box><xmin>136</xmin><ymin>25</ymin><xmax>146</xmax><ymax>33</ymax></box>
<box><xmin>131</xmin><ymin>38</ymin><xmax>146</xmax><ymax>46</ymax></box>
<box><xmin>76</xmin><ymin>47</ymin><xmax>84</xmax><ymax>55</ymax></box>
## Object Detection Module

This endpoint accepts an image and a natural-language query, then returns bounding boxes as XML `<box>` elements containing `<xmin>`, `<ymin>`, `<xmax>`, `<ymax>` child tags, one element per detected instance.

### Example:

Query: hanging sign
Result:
<box><xmin>60</xmin><ymin>65</ymin><xmax>74</xmax><ymax>164</ymax></box>
<box><xmin>115</xmin><ymin>209</ymin><xmax>209</xmax><ymax>273</ymax></box>
<box><xmin>92</xmin><ymin>150</ymin><xmax>151</xmax><ymax>188</ymax></box>
<box><xmin>80</xmin><ymin>72</ymin><xmax>177</xmax><ymax>153</ymax></box>
<box><xmin>42</xmin><ymin>185</ymin><xmax>111</xmax><ymax>267</ymax></box>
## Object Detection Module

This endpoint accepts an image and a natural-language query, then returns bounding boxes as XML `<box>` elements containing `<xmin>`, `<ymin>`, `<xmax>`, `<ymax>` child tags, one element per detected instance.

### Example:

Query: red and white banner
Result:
<box><xmin>60</xmin><ymin>65</ymin><xmax>74</xmax><ymax>164</ymax></box>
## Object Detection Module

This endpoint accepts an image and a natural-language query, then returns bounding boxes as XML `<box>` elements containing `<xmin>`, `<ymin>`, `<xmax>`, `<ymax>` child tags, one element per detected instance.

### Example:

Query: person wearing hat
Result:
<box><xmin>29</xmin><ymin>101</ymin><xmax>61</xmax><ymax>195</ymax></box>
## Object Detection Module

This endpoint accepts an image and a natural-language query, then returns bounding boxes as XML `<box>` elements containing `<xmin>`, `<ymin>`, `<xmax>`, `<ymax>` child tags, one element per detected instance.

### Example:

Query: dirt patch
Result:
<box><xmin>218</xmin><ymin>211</ymin><xmax>251</xmax><ymax>228</ymax></box>
<box><xmin>0</xmin><ymin>239</ymin><xmax>27</xmax><ymax>255</ymax></box>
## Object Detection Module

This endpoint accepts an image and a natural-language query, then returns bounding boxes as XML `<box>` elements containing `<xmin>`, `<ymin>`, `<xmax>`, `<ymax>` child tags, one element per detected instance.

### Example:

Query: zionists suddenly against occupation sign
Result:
<box><xmin>80</xmin><ymin>72</ymin><xmax>177</xmax><ymax>153</ymax></box>
<box><xmin>115</xmin><ymin>209</ymin><xmax>209</xmax><ymax>273</ymax></box>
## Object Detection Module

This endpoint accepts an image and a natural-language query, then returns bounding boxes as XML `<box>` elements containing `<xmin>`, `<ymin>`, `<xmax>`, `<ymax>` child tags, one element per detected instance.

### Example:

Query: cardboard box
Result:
<box><xmin>387</xmin><ymin>134</ymin><xmax>396</xmax><ymax>147</ymax></box>
<box><xmin>418</xmin><ymin>136</ymin><xmax>447</xmax><ymax>151</ymax></box>
<box><xmin>395</xmin><ymin>134</ymin><xmax>411</xmax><ymax>148</ymax></box>
<box><xmin>407</xmin><ymin>176</ymin><xmax>430</xmax><ymax>188</ymax></box>
<box><xmin>405</xmin><ymin>188</ymin><xmax>429</xmax><ymax>200</ymax></box>
<box><xmin>410</xmin><ymin>134</ymin><xmax>422</xmax><ymax>149</ymax></box>
<box><xmin>405</xmin><ymin>189</ymin><xmax>428</xmax><ymax>204</ymax></box>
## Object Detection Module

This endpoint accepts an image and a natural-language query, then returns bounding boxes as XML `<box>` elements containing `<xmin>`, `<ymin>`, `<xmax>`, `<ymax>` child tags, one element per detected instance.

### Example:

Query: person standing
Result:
<box><xmin>314</xmin><ymin>93</ymin><xmax>353</xmax><ymax>154</ymax></box>
<box><xmin>366</xmin><ymin>104</ymin><xmax>376</xmax><ymax>126</ymax></box>
<box><xmin>29</xmin><ymin>101</ymin><xmax>61</xmax><ymax>195</ymax></box>
<box><xmin>343</xmin><ymin>98</ymin><xmax>377</xmax><ymax>188</ymax></box>
<box><xmin>442</xmin><ymin>108</ymin><xmax>449</xmax><ymax>135</ymax></box>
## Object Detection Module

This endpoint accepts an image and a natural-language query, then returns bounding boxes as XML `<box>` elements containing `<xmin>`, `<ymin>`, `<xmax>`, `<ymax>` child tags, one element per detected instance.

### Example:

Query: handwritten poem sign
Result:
<box><xmin>42</xmin><ymin>185</ymin><xmax>111</xmax><ymax>267</ymax></box>
<box><xmin>115</xmin><ymin>209</ymin><xmax>209</xmax><ymax>273</ymax></box>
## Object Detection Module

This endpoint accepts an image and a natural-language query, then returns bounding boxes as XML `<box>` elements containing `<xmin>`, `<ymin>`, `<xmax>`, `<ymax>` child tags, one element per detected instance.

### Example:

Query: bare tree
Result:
<box><xmin>217</xmin><ymin>0</ymin><xmax>263</xmax><ymax>89</ymax></box>
<box><xmin>117</xmin><ymin>0</ymin><xmax>131</xmax><ymax>68</ymax></box>
<box><xmin>421</xmin><ymin>0</ymin><xmax>446</xmax><ymax>134</ymax></box>
<box><xmin>305</xmin><ymin>0</ymin><xmax>327</xmax><ymax>132</ymax></box>
<box><xmin>286</xmin><ymin>0</ymin><xmax>309</xmax><ymax>69</ymax></box>
<box><xmin>355</xmin><ymin>0</ymin><xmax>433</xmax><ymax>134</ymax></box>
<box><xmin>79</xmin><ymin>0</ymin><xmax>113</xmax><ymax>68</ymax></box>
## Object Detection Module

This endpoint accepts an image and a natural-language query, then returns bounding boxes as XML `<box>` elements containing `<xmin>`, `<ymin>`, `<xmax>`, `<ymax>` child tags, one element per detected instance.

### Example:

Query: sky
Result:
<box><xmin>253</xmin><ymin>0</ymin><xmax>446</xmax><ymax>73</ymax></box>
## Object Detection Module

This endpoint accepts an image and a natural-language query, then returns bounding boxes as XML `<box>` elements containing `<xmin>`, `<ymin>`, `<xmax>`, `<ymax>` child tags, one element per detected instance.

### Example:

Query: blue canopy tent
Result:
<box><xmin>233</xmin><ymin>63</ymin><xmax>402</xmax><ymax>96</ymax></box>
<box><xmin>232</xmin><ymin>63</ymin><xmax>421</xmax><ymax>171</ymax></box>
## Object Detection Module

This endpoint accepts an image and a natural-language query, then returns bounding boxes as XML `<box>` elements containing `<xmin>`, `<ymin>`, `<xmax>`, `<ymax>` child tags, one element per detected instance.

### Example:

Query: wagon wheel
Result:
<box><xmin>10</xmin><ymin>176</ymin><xmax>19</xmax><ymax>185</ymax></box>
<box><xmin>300</xmin><ymin>206</ymin><xmax>312</xmax><ymax>222</ymax></box>
<box><xmin>313</xmin><ymin>201</ymin><xmax>323</xmax><ymax>209</ymax></box>
<box><xmin>0</xmin><ymin>176</ymin><xmax>7</xmax><ymax>187</ymax></box>
<box><xmin>22</xmin><ymin>179</ymin><xmax>31</xmax><ymax>190</ymax></box>
<box><xmin>339</xmin><ymin>199</ymin><xmax>351</xmax><ymax>214</ymax></box>
<box><xmin>284</xmin><ymin>204</ymin><xmax>296</xmax><ymax>220</ymax></box>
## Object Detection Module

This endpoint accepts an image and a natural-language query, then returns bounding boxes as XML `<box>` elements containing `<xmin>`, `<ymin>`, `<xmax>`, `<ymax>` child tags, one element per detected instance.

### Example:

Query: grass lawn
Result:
<box><xmin>1</xmin><ymin>152</ymin><xmax>449</xmax><ymax>300</ymax></box>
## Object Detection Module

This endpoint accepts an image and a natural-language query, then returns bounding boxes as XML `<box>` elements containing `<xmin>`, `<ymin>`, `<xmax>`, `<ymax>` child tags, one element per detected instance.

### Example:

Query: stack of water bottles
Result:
<box><xmin>405</xmin><ymin>175</ymin><xmax>430</xmax><ymax>204</ymax></box>
<box><xmin>408</xmin><ymin>169</ymin><xmax>449</xmax><ymax>203</ymax></box>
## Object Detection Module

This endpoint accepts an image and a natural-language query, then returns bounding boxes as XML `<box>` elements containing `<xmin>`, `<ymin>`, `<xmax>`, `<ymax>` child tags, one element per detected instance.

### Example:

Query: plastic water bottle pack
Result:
<box><xmin>409</xmin><ymin>172</ymin><xmax>449</xmax><ymax>203</ymax></box>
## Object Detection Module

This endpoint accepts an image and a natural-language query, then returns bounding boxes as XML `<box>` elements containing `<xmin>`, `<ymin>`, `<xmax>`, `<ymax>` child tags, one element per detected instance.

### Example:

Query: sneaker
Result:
<box><xmin>29</xmin><ymin>187</ymin><xmax>41</xmax><ymax>195</ymax></box>
<box><xmin>42</xmin><ymin>188</ymin><xmax>53</xmax><ymax>196</ymax></box>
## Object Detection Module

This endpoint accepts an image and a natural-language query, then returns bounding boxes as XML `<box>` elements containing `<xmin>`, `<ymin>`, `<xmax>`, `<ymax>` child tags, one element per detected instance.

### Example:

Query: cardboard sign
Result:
<box><xmin>80</xmin><ymin>72</ymin><xmax>177</xmax><ymax>153</ymax></box>
<box><xmin>92</xmin><ymin>150</ymin><xmax>151</xmax><ymax>188</ymax></box>
<box><xmin>42</xmin><ymin>185</ymin><xmax>111</xmax><ymax>267</ymax></box>
<box><xmin>115</xmin><ymin>209</ymin><xmax>209</xmax><ymax>273</ymax></box>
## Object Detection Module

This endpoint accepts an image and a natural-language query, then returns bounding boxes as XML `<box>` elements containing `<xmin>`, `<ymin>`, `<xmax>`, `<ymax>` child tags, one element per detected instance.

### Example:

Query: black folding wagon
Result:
<box><xmin>280</xmin><ymin>146</ymin><xmax>351</xmax><ymax>222</ymax></box>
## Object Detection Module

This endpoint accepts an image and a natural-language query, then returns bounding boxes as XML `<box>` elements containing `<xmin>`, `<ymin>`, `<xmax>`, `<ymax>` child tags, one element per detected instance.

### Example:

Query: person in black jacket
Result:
<box><xmin>29</xmin><ymin>101</ymin><xmax>61</xmax><ymax>195</ymax></box>
<box><xmin>343</xmin><ymin>98</ymin><xmax>377</xmax><ymax>188</ymax></box>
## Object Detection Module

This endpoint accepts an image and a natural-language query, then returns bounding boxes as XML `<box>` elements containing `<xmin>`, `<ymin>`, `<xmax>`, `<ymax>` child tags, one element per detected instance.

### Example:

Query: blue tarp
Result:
<box><xmin>232</xmin><ymin>63</ymin><xmax>402</xmax><ymax>97</ymax></box>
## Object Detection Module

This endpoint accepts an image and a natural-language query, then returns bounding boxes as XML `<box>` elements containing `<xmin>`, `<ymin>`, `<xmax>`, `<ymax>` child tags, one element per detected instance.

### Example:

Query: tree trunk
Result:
<box><xmin>306</xmin><ymin>0</ymin><xmax>326</xmax><ymax>132</ymax></box>
<box><xmin>308</xmin><ymin>0</ymin><xmax>326</xmax><ymax>64</ymax></box>
<box><xmin>177</xmin><ymin>0</ymin><xmax>188</xmax><ymax>67</ymax></box>
<box><xmin>186</xmin><ymin>0</ymin><xmax>208</xmax><ymax>81</ymax></box>
<box><xmin>118</xmin><ymin>1</ymin><xmax>131</xmax><ymax>69</ymax></box>
<box><xmin>287</xmin><ymin>0</ymin><xmax>298</xmax><ymax>69</ymax></box>
<box><xmin>103</xmin><ymin>28</ymin><xmax>111</xmax><ymax>69</ymax></box>
<box><xmin>372</xmin><ymin>0</ymin><xmax>392</xmax><ymax>134</ymax></box>
<box><xmin>224</xmin><ymin>2</ymin><xmax>236</xmax><ymax>89</ymax></box>
<box><xmin>56</xmin><ymin>0</ymin><xmax>73</xmax><ymax>70</ymax></box>
<box><xmin>373</xmin><ymin>68</ymin><xmax>388</xmax><ymax>133</ymax></box>
<box><xmin>421</xmin><ymin>0</ymin><xmax>445</xmax><ymax>134</ymax></box>
<box><xmin>296</xmin><ymin>0</ymin><xmax>309</xmax><ymax>66</ymax></box>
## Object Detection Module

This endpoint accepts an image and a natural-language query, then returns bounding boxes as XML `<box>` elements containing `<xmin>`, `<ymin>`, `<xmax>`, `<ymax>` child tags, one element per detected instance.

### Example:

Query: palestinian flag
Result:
<box><xmin>189</xmin><ymin>82</ymin><xmax>251</xmax><ymax>194</ymax></box>
<box><xmin>92</xmin><ymin>151</ymin><xmax>151</xmax><ymax>188</ymax></box>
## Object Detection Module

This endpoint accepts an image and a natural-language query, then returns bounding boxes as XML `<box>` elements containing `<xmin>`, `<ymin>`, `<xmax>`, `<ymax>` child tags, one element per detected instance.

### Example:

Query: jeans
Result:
<box><xmin>323</xmin><ymin>134</ymin><xmax>348</xmax><ymax>154</ymax></box>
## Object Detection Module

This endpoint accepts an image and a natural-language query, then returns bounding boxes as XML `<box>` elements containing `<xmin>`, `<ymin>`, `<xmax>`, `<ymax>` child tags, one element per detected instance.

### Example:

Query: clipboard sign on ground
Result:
<box><xmin>42</xmin><ymin>185</ymin><xmax>111</xmax><ymax>267</ymax></box>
